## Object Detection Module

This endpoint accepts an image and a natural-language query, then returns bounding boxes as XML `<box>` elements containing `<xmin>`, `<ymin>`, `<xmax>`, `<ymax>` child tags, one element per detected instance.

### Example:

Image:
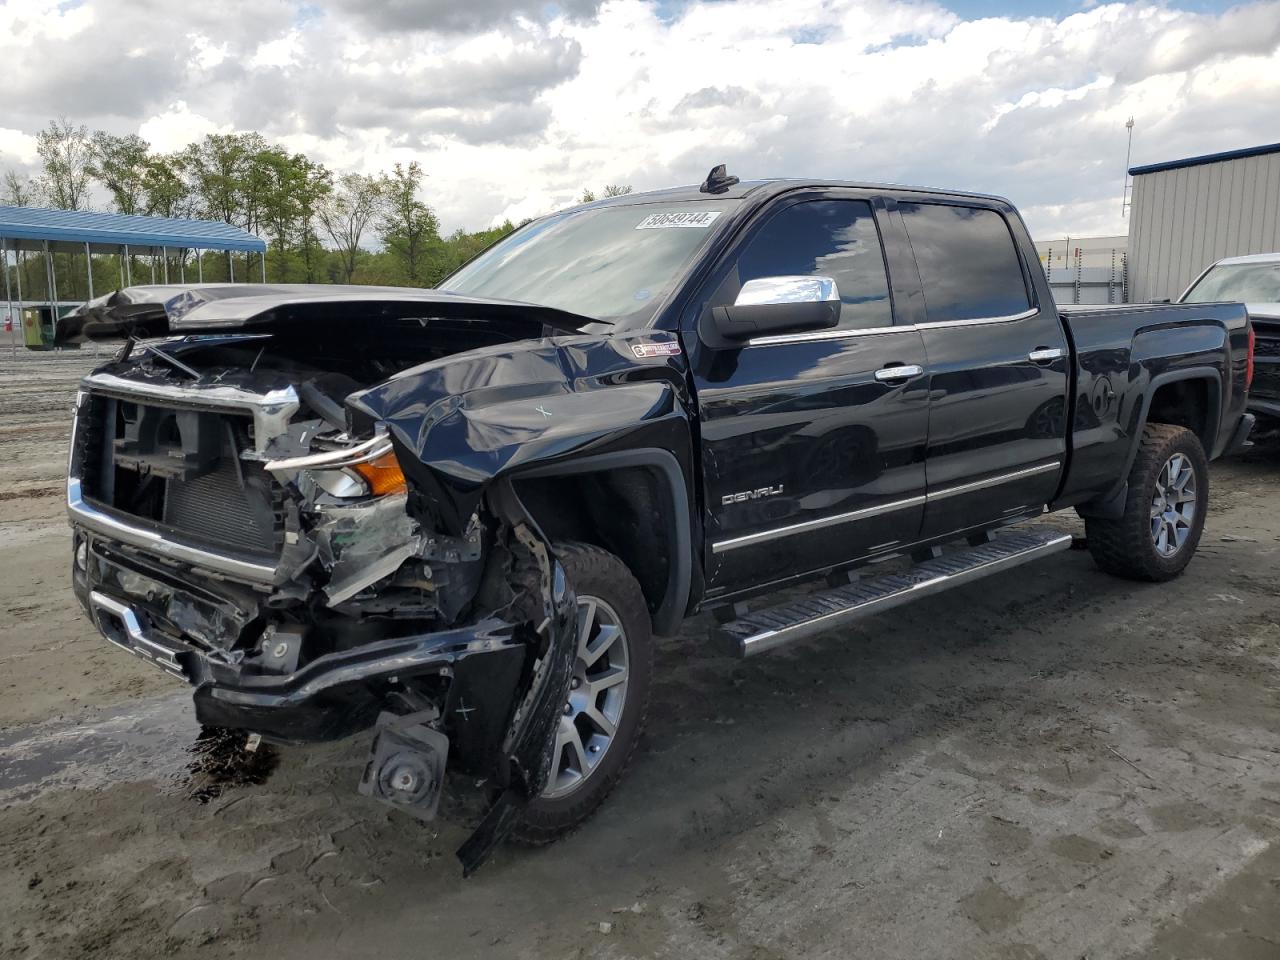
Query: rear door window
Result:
<box><xmin>899</xmin><ymin>203</ymin><xmax>1032</xmax><ymax>323</ymax></box>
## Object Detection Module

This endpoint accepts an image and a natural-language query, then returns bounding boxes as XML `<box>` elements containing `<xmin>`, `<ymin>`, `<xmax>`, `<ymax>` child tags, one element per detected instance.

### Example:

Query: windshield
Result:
<box><xmin>441</xmin><ymin>201</ymin><xmax>738</xmax><ymax>326</ymax></box>
<box><xmin>1182</xmin><ymin>261</ymin><xmax>1280</xmax><ymax>303</ymax></box>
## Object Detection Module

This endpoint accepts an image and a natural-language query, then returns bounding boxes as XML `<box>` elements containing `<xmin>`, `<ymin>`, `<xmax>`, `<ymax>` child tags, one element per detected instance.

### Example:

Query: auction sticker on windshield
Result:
<box><xmin>635</xmin><ymin>211</ymin><xmax>723</xmax><ymax>229</ymax></box>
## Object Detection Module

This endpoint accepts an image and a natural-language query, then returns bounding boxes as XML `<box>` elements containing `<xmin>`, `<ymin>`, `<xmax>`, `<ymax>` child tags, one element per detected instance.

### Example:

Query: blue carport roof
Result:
<box><xmin>0</xmin><ymin>204</ymin><xmax>266</xmax><ymax>254</ymax></box>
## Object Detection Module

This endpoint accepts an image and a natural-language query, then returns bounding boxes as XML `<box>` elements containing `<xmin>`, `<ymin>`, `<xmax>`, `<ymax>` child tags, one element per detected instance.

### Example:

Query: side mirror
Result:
<box><xmin>710</xmin><ymin>276</ymin><xmax>841</xmax><ymax>342</ymax></box>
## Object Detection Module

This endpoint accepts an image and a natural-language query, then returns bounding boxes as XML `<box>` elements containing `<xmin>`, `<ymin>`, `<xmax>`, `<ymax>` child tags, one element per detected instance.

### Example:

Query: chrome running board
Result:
<box><xmin>718</xmin><ymin>529</ymin><xmax>1073</xmax><ymax>657</ymax></box>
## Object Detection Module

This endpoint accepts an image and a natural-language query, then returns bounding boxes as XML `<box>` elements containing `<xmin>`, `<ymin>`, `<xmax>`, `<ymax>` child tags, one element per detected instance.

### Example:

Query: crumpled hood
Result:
<box><xmin>348</xmin><ymin>331</ymin><xmax>693</xmax><ymax>537</ymax></box>
<box><xmin>55</xmin><ymin>283</ymin><xmax>604</xmax><ymax>344</ymax></box>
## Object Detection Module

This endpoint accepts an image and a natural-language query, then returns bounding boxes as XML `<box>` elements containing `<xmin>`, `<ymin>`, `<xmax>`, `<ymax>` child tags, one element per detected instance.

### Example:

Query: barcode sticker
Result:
<box><xmin>635</xmin><ymin>211</ymin><xmax>722</xmax><ymax>230</ymax></box>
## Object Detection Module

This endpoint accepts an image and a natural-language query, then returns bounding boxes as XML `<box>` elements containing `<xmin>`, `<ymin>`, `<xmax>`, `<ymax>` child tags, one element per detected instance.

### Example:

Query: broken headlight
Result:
<box><xmin>266</xmin><ymin>432</ymin><xmax>408</xmax><ymax>499</ymax></box>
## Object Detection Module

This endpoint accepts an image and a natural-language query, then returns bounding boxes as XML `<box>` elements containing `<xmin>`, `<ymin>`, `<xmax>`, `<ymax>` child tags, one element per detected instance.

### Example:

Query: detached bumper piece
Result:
<box><xmin>359</xmin><ymin>711</ymin><xmax>450</xmax><ymax>821</ymax></box>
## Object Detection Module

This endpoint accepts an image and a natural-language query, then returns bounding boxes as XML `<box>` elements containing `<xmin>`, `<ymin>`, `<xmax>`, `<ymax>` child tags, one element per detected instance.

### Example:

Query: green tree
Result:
<box><xmin>36</xmin><ymin>117</ymin><xmax>92</xmax><ymax>210</ymax></box>
<box><xmin>86</xmin><ymin>131</ymin><xmax>150</xmax><ymax>215</ymax></box>
<box><xmin>257</xmin><ymin>150</ymin><xmax>332</xmax><ymax>281</ymax></box>
<box><xmin>141</xmin><ymin>154</ymin><xmax>191</xmax><ymax>218</ymax></box>
<box><xmin>182</xmin><ymin>132</ymin><xmax>268</xmax><ymax>226</ymax></box>
<box><xmin>379</xmin><ymin>161</ymin><xmax>440</xmax><ymax>286</ymax></box>
<box><xmin>294</xmin><ymin>157</ymin><xmax>332</xmax><ymax>282</ymax></box>
<box><xmin>2</xmin><ymin>170</ymin><xmax>40</xmax><ymax>206</ymax></box>
<box><xmin>256</xmin><ymin>148</ymin><xmax>303</xmax><ymax>280</ymax></box>
<box><xmin>318</xmin><ymin>173</ymin><xmax>387</xmax><ymax>282</ymax></box>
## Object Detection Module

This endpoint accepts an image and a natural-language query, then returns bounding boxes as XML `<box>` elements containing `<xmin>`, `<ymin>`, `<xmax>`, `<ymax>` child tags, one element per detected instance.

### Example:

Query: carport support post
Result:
<box><xmin>150</xmin><ymin>250</ymin><xmax>156</xmax><ymax>284</ymax></box>
<box><xmin>180</xmin><ymin>249</ymin><xmax>185</xmax><ymax>283</ymax></box>
<box><xmin>42</xmin><ymin>240</ymin><xmax>56</xmax><ymax>341</ymax></box>
<box><xmin>4</xmin><ymin>241</ymin><xmax>15</xmax><ymax>359</ymax></box>
<box><xmin>14</xmin><ymin>245</ymin><xmax>24</xmax><ymax>333</ymax></box>
<box><xmin>123</xmin><ymin>244</ymin><xmax>132</xmax><ymax>286</ymax></box>
<box><xmin>197</xmin><ymin>249</ymin><xmax>203</xmax><ymax>283</ymax></box>
<box><xmin>228</xmin><ymin>251</ymin><xmax>235</xmax><ymax>283</ymax></box>
<box><xmin>260</xmin><ymin>250</ymin><xmax>266</xmax><ymax>283</ymax></box>
<box><xmin>84</xmin><ymin>242</ymin><xmax>93</xmax><ymax>301</ymax></box>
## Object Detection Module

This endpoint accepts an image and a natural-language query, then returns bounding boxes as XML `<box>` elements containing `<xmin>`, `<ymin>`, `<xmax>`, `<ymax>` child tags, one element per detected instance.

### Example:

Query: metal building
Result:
<box><xmin>1126</xmin><ymin>142</ymin><xmax>1280</xmax><ymax>302</ymax></box>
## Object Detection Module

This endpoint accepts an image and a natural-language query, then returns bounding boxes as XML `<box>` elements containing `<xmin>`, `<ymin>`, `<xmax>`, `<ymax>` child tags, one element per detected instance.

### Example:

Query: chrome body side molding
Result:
<box><xmin>712</xmin><ymin>461</ymin><xmax>1060</xmax><ymax>554</ymax></box>
<box><xmin>747</xmin><ymin>307</ymin><xmax>1040</xmax><ymax>347</ymax></box>
<box><xmin>712</xmin><ymin>495</ymin><xmax>926</xmax><ymax>554</ymax></box>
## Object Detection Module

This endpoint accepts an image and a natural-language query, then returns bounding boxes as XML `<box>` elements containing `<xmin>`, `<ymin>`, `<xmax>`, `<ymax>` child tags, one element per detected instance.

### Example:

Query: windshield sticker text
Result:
<box><xmin>635</xmin><ymin>211</ymin><xmax>723</xmax><ymax>230</ymax></box>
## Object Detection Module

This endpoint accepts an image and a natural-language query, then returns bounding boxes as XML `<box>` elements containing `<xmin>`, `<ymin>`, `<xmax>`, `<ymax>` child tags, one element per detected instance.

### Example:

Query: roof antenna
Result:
<box><xmin>699</xmin><ymin>164</ymin><xmax>739</xmax><ymax>195</ymax></box>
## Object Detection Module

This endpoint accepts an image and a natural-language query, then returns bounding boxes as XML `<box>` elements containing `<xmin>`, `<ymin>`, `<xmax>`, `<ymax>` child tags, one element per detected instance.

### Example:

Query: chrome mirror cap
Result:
<box><xmin>734</xmin><ymin>276</ymin><xmax>839</xmax><ymax>307</ymax></box>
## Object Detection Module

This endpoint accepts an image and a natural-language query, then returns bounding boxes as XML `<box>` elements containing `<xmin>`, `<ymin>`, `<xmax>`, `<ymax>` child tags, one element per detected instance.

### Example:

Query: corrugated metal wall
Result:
<box><xmin>1127</xmin><ymin>151</ymin><xmax>1280</xmax><ymax>301</ymax></box>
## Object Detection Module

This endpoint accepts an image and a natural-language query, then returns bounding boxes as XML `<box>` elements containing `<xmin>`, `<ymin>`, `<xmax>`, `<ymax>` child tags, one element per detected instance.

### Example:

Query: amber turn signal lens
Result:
<box><xmin>350</xmin><ymin>451</ymin><xmax>407</xmax><ymax>497</ymax></box>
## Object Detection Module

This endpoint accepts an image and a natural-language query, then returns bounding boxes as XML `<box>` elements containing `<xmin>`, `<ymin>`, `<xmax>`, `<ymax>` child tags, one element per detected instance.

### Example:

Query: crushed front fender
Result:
<box><xmin>455</xmin><ymin>519</ymin><xmax>577</xmax><ymax>875</ymax></box>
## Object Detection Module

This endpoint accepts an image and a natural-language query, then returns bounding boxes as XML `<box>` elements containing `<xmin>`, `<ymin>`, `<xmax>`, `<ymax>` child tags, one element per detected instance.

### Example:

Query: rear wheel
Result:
<box><xmin>512</xmin><ymin>542</ymin><xmax>652</xmax><ymax>844</ymax></box>
<box><xmin>1086</xmin><ymin>424</ymin><xmax>1209</xmax><ymax>582</ymax></box>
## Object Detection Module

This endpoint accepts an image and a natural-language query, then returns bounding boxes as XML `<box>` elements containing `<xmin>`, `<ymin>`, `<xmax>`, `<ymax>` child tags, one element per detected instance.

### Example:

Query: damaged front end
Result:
<box><xmin>62</xmin><ymin>287</ymin><xmax>619</xmax><ymax>873</ymax></box>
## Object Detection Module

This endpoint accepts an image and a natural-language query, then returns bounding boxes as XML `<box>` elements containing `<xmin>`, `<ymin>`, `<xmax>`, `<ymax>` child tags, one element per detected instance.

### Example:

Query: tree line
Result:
<box><xmin>0</xmin><ymin>118</ymin><xmax>630</xmax><ymax>295</ymax></box>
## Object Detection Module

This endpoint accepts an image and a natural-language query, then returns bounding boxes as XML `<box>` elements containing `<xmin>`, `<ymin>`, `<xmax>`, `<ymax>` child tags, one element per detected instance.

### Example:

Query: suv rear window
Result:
<box><xmin>899</xmin><ymin>203</ymin><xmax>1032</xmax><ymax>323</ymax></box>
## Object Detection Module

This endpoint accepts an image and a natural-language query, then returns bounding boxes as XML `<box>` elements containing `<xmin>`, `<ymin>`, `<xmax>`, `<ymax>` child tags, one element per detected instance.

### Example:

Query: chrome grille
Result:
<box><xmin>76</xmin><ymin>391</ymin><xmax>283</xmax><ymax>560</ymax></box>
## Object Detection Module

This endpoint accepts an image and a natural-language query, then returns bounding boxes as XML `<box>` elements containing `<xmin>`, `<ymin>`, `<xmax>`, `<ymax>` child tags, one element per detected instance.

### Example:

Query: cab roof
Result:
<box><xmin>582</xmin><ymin>177</ymin><xmax>1011</xmax><ymax>209</ymax></box>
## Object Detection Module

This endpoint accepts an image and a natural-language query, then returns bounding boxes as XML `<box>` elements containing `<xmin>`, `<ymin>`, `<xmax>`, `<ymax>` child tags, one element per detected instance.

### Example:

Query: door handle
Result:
<box><xmin>1028</xmin><ymin>347</ymin><xmax>1065</xmax><ymax>364</ymax></box>
<box><xmin>874</xmin><ymin>364</ymin><xmax>924</xmax><ymax>383</ymax></box>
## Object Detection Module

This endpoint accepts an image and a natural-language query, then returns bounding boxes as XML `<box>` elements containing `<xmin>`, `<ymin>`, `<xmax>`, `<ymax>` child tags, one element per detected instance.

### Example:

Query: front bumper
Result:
<box><xmin>82</xmin><ymin>580</ymin><xmax>526</xmax><ymax>742</ymax></box>
<box><xmin>71</xmin><ymin>529</ymin><xmax>562</xmax><ymax>751</ymax></box>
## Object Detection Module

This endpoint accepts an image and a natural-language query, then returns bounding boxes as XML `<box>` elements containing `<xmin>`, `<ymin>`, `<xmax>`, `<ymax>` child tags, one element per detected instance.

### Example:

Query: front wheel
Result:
<box><xmin>1086</xmin><ymin>424</ymin><xmax>1209</xmax><ymax>582</ymax></box>
<box><xmin>512</xmin><ymin>542</ymin><xmax>653</xmax><ymax>844</ymax></box>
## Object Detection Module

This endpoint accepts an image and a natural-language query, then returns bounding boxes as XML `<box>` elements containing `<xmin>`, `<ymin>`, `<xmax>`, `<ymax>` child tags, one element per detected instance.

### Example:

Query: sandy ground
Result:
<box><xmin>1</xmin><ymin>347</ymin><xmax>1278</xmax><ymax>960</ymax></box>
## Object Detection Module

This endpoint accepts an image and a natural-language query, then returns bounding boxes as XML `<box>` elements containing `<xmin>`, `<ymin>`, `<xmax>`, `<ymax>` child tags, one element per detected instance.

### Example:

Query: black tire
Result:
<box><xmin>1086</xmin><ymin>423</ymin><xmax>1209</xmax><ymax>582</ymax></box>
<box><xmin>512</xmin><ymin>542</ymin><xmax>653</xmax><ymax>845</ymax></box>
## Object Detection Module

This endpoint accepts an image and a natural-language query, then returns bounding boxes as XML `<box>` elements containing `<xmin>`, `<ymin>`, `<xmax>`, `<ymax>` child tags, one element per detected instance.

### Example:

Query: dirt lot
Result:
<box><xmin>2</xmin><ymin>347</ymin><xmax>1278</xmax><ymax>960</ymax></box>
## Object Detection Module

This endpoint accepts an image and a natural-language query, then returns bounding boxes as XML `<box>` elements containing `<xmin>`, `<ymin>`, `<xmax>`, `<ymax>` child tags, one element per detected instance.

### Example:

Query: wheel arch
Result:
<box><xmin>1078</xmin><ymin>367</ymin><xmax>1220</xmax><ymax>520</ymax></box>
<box><xmin>509</xmin><ymin>449</ymin><xmax>693</xmax><ymax>636</ymax></box>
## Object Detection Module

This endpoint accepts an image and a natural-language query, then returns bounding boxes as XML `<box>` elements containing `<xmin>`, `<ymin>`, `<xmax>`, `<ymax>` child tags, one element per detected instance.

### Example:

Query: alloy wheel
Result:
<box><xmin>1150</xmin><ymin>452</ymin><xmax>1197</xmax><ymax>557</ymax></box>
<box><xmin>542</xmin><ymin>594</ymin><xmax>630</xmax><ymax>800</ymax></box>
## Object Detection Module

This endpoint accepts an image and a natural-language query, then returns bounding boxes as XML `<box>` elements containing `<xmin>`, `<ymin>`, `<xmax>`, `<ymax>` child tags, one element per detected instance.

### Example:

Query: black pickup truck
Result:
<box><xmin>60</xmin><ymin>167</ymin><xmax>1255</xmax><ymax>872</ymax></box>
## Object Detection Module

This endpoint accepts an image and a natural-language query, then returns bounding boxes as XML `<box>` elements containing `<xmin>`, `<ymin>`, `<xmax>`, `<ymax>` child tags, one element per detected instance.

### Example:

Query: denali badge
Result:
<box><xmin>722</xmin><ymin>484</ymin><xmax>784</xmax><ymax>506</ymax></box>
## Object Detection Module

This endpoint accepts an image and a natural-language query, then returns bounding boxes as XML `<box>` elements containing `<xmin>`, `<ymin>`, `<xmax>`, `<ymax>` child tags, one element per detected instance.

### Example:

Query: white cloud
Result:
<box><xmin>189</xmin><ymin>33</ymin><xmax>231</xmax><ymax>70</ymax></box>
<box><xmin>0</xmin><ymin>128</ymin><xmax>39</xmax><ymax>166</ymax></box>
<box><xmin>0</xmin><ymin>0</ymin><xmax>1278</xmax><ymax>239</ymax></box>
<box><xmin>250</xmin><ymin>29</ymin><xmax>303</xmax><ymax>69</ymax></box>
<box><xmin>138</xmin><ymin>102</ymin><xmax>229</xmax><ymax>153</ymax></box>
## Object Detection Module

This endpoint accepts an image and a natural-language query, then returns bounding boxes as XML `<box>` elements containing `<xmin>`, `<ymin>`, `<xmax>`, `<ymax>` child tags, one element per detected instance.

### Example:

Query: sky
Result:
<box><xmin>0</xmin><ymin>0</ymin><xmax>1277</xmax><ymax>240</ymax></box>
